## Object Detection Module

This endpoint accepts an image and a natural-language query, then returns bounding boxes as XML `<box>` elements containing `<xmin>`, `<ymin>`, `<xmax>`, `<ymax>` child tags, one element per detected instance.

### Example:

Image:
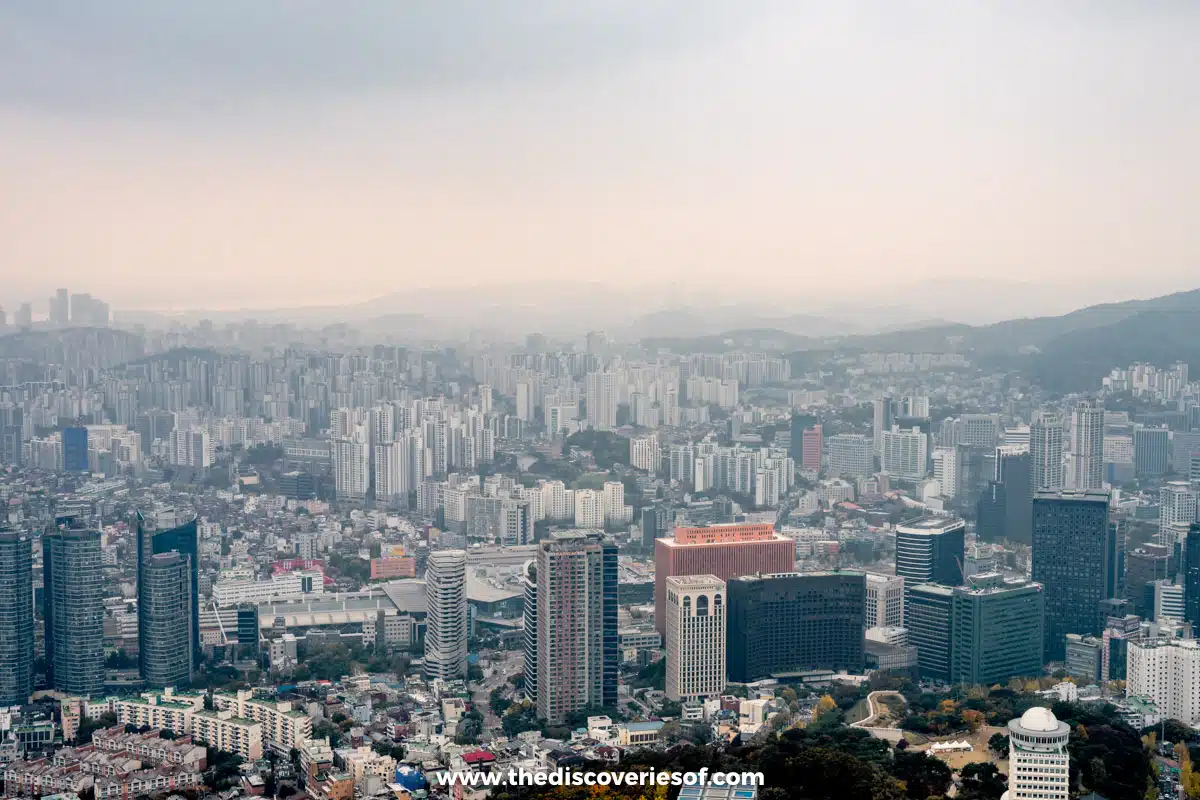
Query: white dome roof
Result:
<box><xmin>1019</xmin><ymin>707</ymin><xmax>1059</xmax><ymax>732</ymax></box>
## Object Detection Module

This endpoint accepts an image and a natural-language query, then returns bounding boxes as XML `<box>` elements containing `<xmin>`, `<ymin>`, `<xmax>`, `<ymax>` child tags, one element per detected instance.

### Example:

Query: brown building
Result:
<box><xmin>654</xmin><ymin>523</ymin><xmax>794</xmax><ymax>634</ymax></box>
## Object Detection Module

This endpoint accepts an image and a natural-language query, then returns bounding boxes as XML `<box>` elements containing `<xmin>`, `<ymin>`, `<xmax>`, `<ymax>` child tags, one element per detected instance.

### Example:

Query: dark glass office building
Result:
<box><xmin>949</xmin><ymin>575</ymin><xmax>1044</xmax><ymax>686</ymax></box>
<box><xmin>0</xmin><ymin>529</ymin><xmax>34</xmax><ymax>705</ymax></box>
<box><xmin>137</xmin><ymin>511</ymin><xmax>200</xmax><ymax>677</ymax></box>
<box><xmin>726</xmin><ymin>571</ymin><xmax>865</xmax><ymax>683</ymax></box>
<box><xmin>141</xmin><ymin>552</ymin><xmax>194</xmax><ymax>687</ymax></box>
<box><xmin>1185</xmin><ymin>524</ymin><xmax>1200</xmax><ymax>630</ymax></box>
<box><xmin>996</xmin><ymin>448</ymin><xmax>1032</xmax><ymax>544</ymax></box>
<box><xmin>62</xmin><ymin>426</ymin><xmax>89</xmax><ymax>473</ymax></box>
<box><xmin>906</xmin><ymin>583</ymin><xmax>954</xmax><ymax>681</ymax></box>
<box><xmin>44</xmin><ymin>526</ymin><xmax>105</xmax><ymax>696</ymax></box>
<box><xmin>1032</xmin><ymin>490</ymin><xmax>1113</xmax><ymax>661</ymax></box>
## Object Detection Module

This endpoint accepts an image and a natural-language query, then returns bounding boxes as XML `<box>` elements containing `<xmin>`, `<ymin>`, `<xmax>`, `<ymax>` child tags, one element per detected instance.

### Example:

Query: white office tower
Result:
<box><xmin>1071</xmin><ymin>400</ymin><xmax>1105</xmax><ymax>490</ymax></box>
<box><xmin>864</xmin><ymin>573</ymin><xmax>905</xmax><ymax>628</ymax></box>
<box><xmin>1030</xmin><ymin>412</ymin><xmax>1065</xmax><ymax>491</ymax></box>
<box><xmin>575</xmin><ymin>489</ymin><xmax>605</xmax><ymax>528</ymax></box>
<box><xmin>1127</xmin><ymin>639</ymin><xmax>1200</xmax><ymax>725</ymax></box>
<box><xmin>424</xmin><ymin>550</ymin><xmax>468</xmax><ymax>681</ymax></box>
<box><xmin>665</xmin><ymin>575</ymin><xmax>726</xmax><ymax>702</ymax></box>
<box><xmin>880</xmin><ymin>426</ymin><xmax>928</xmax><ymax>480</ymax></box>
<box><xmin>585</xmin><ymin>372</ymin><xmax>618</xmax><ymax>431</ymax></box>
<box><xmin>931</xmin><ymin>447</ymin><xmax>960</xmax><ymax>499</ymax></box>
<box><xmin>1159</xmin><ymin>482</ymin><xmax>1197</xmax><ymax>546</ymax></box>
<box><xmin>333</xmin><ymin>425</ymin><xmax>370</xmax><ymax>501</ymax></box>
<box><xmin>1002</xmin><ymin>708</ymin><xmax>1069</xmax><ymax>800</ymax></box>
<box><xmin>630</xmin><ymin>434</ymin><xmax>659</xmax><ymax>474</ymax></box>
<box><xmin>1003</xmin><ymin>425</ymin><xmax>1031</xmax><ymax>451</ymax></box>
<box><xmin>828</xmin><ymin>434</ymin><xmax>874</xmax><ymax>478</ymax></box>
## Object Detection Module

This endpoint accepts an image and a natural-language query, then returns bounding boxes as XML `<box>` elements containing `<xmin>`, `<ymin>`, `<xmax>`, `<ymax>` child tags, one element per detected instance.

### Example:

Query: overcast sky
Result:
<box><xmin>2</xmin><ymin>1</ymin><xmax>1200</xmax><ymax>313</ymax></box>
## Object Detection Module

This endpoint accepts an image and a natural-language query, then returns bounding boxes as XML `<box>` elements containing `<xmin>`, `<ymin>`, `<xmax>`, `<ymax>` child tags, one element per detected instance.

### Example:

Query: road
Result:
<box><xmin>851</xmin><ymin>690</ymin><xmax>906</xmax><ymax>728</ymax></box>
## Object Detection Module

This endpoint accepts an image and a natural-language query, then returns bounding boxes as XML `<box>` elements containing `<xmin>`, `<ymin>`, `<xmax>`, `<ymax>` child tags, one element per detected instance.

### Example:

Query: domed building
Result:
<box><xmin>1001</xmin><ymin>707</ymin><xmax>1070</xmax><ymax>800</ymax></box>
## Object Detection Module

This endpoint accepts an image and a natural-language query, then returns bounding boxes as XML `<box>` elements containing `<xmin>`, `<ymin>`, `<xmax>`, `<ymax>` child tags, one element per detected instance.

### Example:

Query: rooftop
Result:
<box><xmin>897</xmin><ymin>517</ymin><xmax>965</xmax><ymax>533</ymax></box>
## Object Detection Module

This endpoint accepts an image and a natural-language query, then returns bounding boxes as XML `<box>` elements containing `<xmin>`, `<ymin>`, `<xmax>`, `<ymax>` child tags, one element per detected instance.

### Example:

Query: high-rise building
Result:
<box><xmin>905</xmin><ymin>583</ymin><xmax>955</xmax><ymax>681</ymax></box>
<box><xmin>1185</xmin><ymin>525</ymin><xmax>1200</xmax><ymax>631</ymax></box>
<box><xmin>790</xmin><ymin>413</ymin><xmax>817</xmax><ymax>465</ymax></box>
<box><xmin>864</xmin><ymin>573</ymin><xmax>905</xmax><ymax>629</ymax></box>
<box><xmin>665</xmin><ymin>575</ymin><xmax>726</xmax><ymax>701</ymax></box>
<box><xmin>995</xmin><ymin>446</ymin><xmax>1032</xmax><ymax>544</ymax></box>
<box><xmin>141</xmin><ymin>552</ymin><xmax>194</xmax><ymax>688</ymax></box>
<box><xmin>62</xmin><ymin>426</ymin><xmax>89</xmax><ymax>473</ymax></box>
<box><xmin>585</xmin><ymin>372</ymin><xmax>617</xmax><ymax>431</ymax></box>
<box><xmin>1004</xmin><ymin>708</ymin><xmax>1070</xmax><ymax>800</ymax></box>
<box><xmin>800</xmin><ymin>426</ymin><xmax>823</xmax><ymax>472</ymax></box>
<box><xmin>522</xmin><ymin>560</ymin><xmax>537</xmax><ymax>702</ymax></box>
<box><xmin>961</xmin><ymin>414</ymin><xmax>1001</xmax><ymax>449</ymax></box>
<box><xmin>640</xmin><ymin>505</ymin><xmax>669</xmax><ymax>549</ymax></box>
<box><xmin>725</xmin><ymin>571</ymin><xmax>865</xmax><ymax>683</ymax></box>
<box><xmin>894</xmin><ymin>517</ymin><xmax>965</xmax><ymax>588</ymax></box>
<box><xmin>424</xmin><ymin>550</ymin><xmax>468</xmax><ymax>681</ymax></box>
<box><xmin>949</xmin><ymin>574</ymin><xmax>1044</xmax><ymax>686</ymax></box>
<box><xmin>654</xmin><ymin>523</ymin><xmax>794</xmax><ymax>636</ymax></box>
<box><xmin>1125</xmin><ymin>545</ymin><xmax>1173</xmax><ymax>617</ymax></box>
<box><xmin>1159</xmin><ymin>482</ymin><xmax>1197</xmax><ymax>547</ymax></box>
<box><xmin>138</xmin><ymin>511</ymin><xmax>201</xmax><ymax>672</ymax></box>
<box><xmin>0</xmin><ymin>530</ymin><xmax>33</xmax><ymax>706</ymax></box>
<box><xmin>499</xmin><ymin>499</ymin><xmax>532</xmax><ymax>546</ymax></box>
<box><xmin>1134</xmin><ymin>426</ymin><xmax>1171</xmax><ymax>478</ymax></box>
<box><xmin>332</xmin><ymin>426</ymin><xmax>370</xmax><ymax>500</ymax></box>
<box><xmin>1032</xmin><ymin>490</ymin><xmax>1113</xmax><ymax>660</ymax></box>
<box><xmin>630</xmin><ymin>434</ymin><xmax>659</xmax><ymax>474</ymax></box>
<box><xmin>880</xmin><ymin>426</ymin><xmax>928</xmax><ymax>480</ymax></box>
<box><xmin>535</xmin><ymin>531</ymin><xmax>618</xmax><ymax>724</ymax></box>
<box><xmin>44</xmin><ymin>526</ymin><xmax>105</xmax><ymax>696</ymax></box>
<box><xmin>1071</xmin><ymin>400</ymin><xmax>1105</xmax><ymax>490</ymax></box>
<box><xmin>872</xmin><ymin>396</ymin><xmax>894</xmax><ymax>454</ymax></box>
<box><xmin>931</xmin><ymin>446</ymin><xmax>961</xmax><ymax>499</ymax></box>
<box><xmin>1127</xmin><ymin>638</ymin><xmax>1200</xmax><ymax>725</ymax></box>
<box><xmin>828</xmin><ymin>434</ymin><xmax>874</xmax><ymax>479</ymax></box>
<box><xmin>1030</xmin><ymin>412</ymin><xmax>1064</xmax><ymax>491</ymax></box>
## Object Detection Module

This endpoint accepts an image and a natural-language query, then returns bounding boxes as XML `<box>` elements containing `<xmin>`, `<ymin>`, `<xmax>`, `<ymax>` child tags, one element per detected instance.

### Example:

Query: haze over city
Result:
<box><xmin>4</xmin><ymin>1</ymin><xmax>1200</xmax><ymax>319</ymax></box>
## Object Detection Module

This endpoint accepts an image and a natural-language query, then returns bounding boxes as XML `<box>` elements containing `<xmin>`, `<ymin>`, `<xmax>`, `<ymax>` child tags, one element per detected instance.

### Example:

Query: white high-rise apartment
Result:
<box><xmin>333</xmin><ymin>425</ymin><xmax>370</xmax><ymax>501</ymax></box>
<box><xmin>1003</xmin><ymin>707</ymin><xmax>1070</xmax><ymax>800</ymax></box>
<box><xmin>516</xmin><ymin>382</ymin><xmax>534</xmax><ymax>422</ymax></box>
<box><xmin>585</xmin><ymin>372</ymin><xmax>617</xmax><ymax>431</ymax></box>
<box><xmin>1158</xmin><ymin>482</ymin><xmax>1197</xmax><ymax>546</ymax></box>
<box><xmin>864</xmin><ymin>573</ymin><xmax>905</xmax><ymax>628</ymax></box>
<box><xmin>1127</xmin><ymin>638</ymin><xmax>1200</xmax><ymax>725</ymax></box>
<box><xmin>424</xmin><ymin>550</ymin><xmax>468</xmax><ymax>681</ymax></box>
<box><xmin>931</xmin><ymin>447</ymin><xmax>960</xmax><ymax>499</ymax></box>
<box><xmin>828</xmin><ymin>434</ymin><xmax>874</xmax><ymax>478</ymax></box>
<box><xmin>630</xmin><ymin>435</ymin><xmax>659</xmax><ymax>474</ymax></box>
<box><xmin>1071</xmin><ymin>400</ymin><xmax>1105</xmax><ymax>490</ymax></box>
<box><xmin>665</xmin><ymin>575</ymin><xmax>726</xmax><ymax>702</ymax></box>
<box><xmin>574</xmin><ymin>489</ymin><xmax>604</xmax><ymax>528</ymax></box>
<box><xmin>880</xmin><ymin>426</ymin><xmax>928</xmax><ymax>480</ymax></box>
<box><xmin>374</xmin><ymin>441</ymin><xmax>407</xmax><ymax>506</ymax></box>
<box><xmin>1030</xmin><ymin>412</ymin><xmax>1064</xmax><ymax>491</ymax></box>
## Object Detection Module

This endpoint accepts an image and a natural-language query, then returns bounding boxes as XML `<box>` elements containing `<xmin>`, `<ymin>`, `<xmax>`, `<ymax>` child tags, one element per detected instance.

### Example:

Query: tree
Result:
<box><xmin>962</xmin><ymin>709</ymin><xmax>985</xmax><ymax>733</ymax></box>
<box><xmin>815</xmin><ymin>695</ymin><xmax>838</xmax><ymax>720</ymax></box>
<box><xmin>988</xmin><ymin>733</ymin><xmax>1009</xmax><ymax>757</ymax></box>
<box><xmin>891</xmin><ymin>749</ymin><xmax>952</xmax><ymax>800</ymax></box>
<box><xmin>958</xmin><ymin>763</ymin><xmax>1007</xmax><ymax>800</ymax></box>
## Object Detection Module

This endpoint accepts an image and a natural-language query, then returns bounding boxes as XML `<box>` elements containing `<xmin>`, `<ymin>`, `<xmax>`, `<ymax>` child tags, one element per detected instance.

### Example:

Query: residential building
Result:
<box><xmin>828</xmin><ymin>434</ymin><xmax>874</xmax><ymax>479</ymax></box>
<box><xmin>1070</xmin><ymin>400</ymin><xmax>1105</xmax><ymax>491</ymax></box>
<box><xmin>0</xmin><ymin>530</ymin><xmax>33</xmax><ymax>706</ymax></box>
<box><xmin>44</xmin><ymin>525</ymin><xmax>105</xmax><ymax>696</ymax></box>
<box><xmin>1127</xmin><ymin>638</ymin><xmax>1200</xmax><ymax>725</ymax></box>
<box><xmin>1030</xmin><ymin>412</ymin><xmax>1064</xmax><ymax>491</ymax></box>
<box><xmin>138</xmin><ymin>512</ymin><xmax>200</xmax><ymax>671</ymax></box>
<box><xmin>214</xmin><ymin>690</ymin><xmax>311</xmax><ymax>752</ymax></box>
<box><xmin>141</xmin><ymin>552</ymin><xmax>194</xmax><ymax>688</ymax></box>
<box><xmin>665</xmin><ymin>575</ymin><xmax>726</xmax><ymax>702</ymax></box>
<box><xmin>880</xmin><ymin>425</ymin><xmax>928</xmax><ymax>480</ymax></box>
<box><xmin>535</xmin><ymin>531</ymin><xmax>618</xmax><ymax>724</ymax></box>
<box><xmin>424</xmin><ymin>550</ymin><xmax>468</xmax><ymax>681</ymax></box>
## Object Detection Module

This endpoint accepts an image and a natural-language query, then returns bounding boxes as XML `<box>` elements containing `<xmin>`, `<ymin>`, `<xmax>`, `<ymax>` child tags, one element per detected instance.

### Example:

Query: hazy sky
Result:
<box><xmin>3</xmin><ymin>1</ymin><xmax>1200</xmax><ymax>313</ymax></box>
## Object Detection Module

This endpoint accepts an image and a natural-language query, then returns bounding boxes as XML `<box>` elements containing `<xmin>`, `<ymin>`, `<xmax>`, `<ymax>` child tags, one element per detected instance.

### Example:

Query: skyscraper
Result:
<box><xmin>424</xmin><ymin>550</ymin><xmax>468</xmax><ymax>681</ymax></box>
<box><xmin>585</xmin><ymin>371</ymin><xmax>617</xmax><ymax>431</ymax></box>
<box><xmin>904</xmin><ymin>583</ymin><xmax>955</xmax><ymax>681</ymax></box>
<box><xmin>522</xmin><ymin>560</ymin><xmax>538</xmax><ymax>702</ymax></box>
<box><xmin>1030</xmin><ymin>412</ymin><xmax>1064</xmax><ymax>491</ymax></box>
<box><xmin>879</xmin><ymin>426</ymin><xmax>929</xmax><ymax>480</ymax></box>
<box><xmin>1032</xmin><ymin>490</ymin><xmax>1113</xmax><ymax>660</ymax></box>
<box><xmin>872</xmin><ymin>395</ymin><xmax>894</xmax><ymax>453</ymax></box>
<box><xmin>894</xmin><ymin>517</ymin><xmax>966</xmax><ymax>588</ymax></box>
<box><xmin>1185</xmin><ymin>525</ymin><xmax>1200</xmax><ymax>632</ymax></box>
<box><xmin>138</xmin><ymin>510</ymin><xmax>201</xmax><ymax>674</ymax></box>
<box><xmin>665</xmin><ymin>575</ymin><xmax>726</xmax><ymax>702</ymax></box>
<box><xmin>725</xmin><ymin>571</ymin><xmax>865</xmax><ymax>683</ymax></box>
<box><xmin>0</xmin><ymin>530</ymin><xmax>33</xmax><ymax>706</ymax></box>
<box><xmin>653</xmin><ymin>523</ymin><xmax>794</xmax><ymax>636</ymax></box>
<box><xmin>1134</xmin><ymin>426</ymin><xmax>1171</xmax><ymax>478</ymax></box>
<box><xmin>800</xmin><ymin>425</ymin><xmax>823</xmax><ymax>472</ymax></box>
<box><xmin>949</xmin><ymin>574</ymin><xmax>1044</xmax><ymax>686</ymax></box>
<box><xmin>1071</xmin><ymin>400</ymin><xmax>1105</xmax><ymax>490</ymax></box>
<box><xmin>995</xmin><ymin>446</ymin><xmax>1032</xmax><ymax>544</ymax></box>
<box><xmin>44</xmin><ymin>525</ymin><xmax>105</xmax><ymax>696</ymax></box>
<box><xmin>535</xmin><ymin>531</ymin><xmax>618</xmax><ymax>724</ymax></box>
<box><xmin>141</xmin><ymin>552</ymin><xmax>194</xmax><ymax>687</ymax></box>
<box><xmin>62</xmin><ymin>426</ymin><xmax>89</xmax><ymax>473</ymax></box>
